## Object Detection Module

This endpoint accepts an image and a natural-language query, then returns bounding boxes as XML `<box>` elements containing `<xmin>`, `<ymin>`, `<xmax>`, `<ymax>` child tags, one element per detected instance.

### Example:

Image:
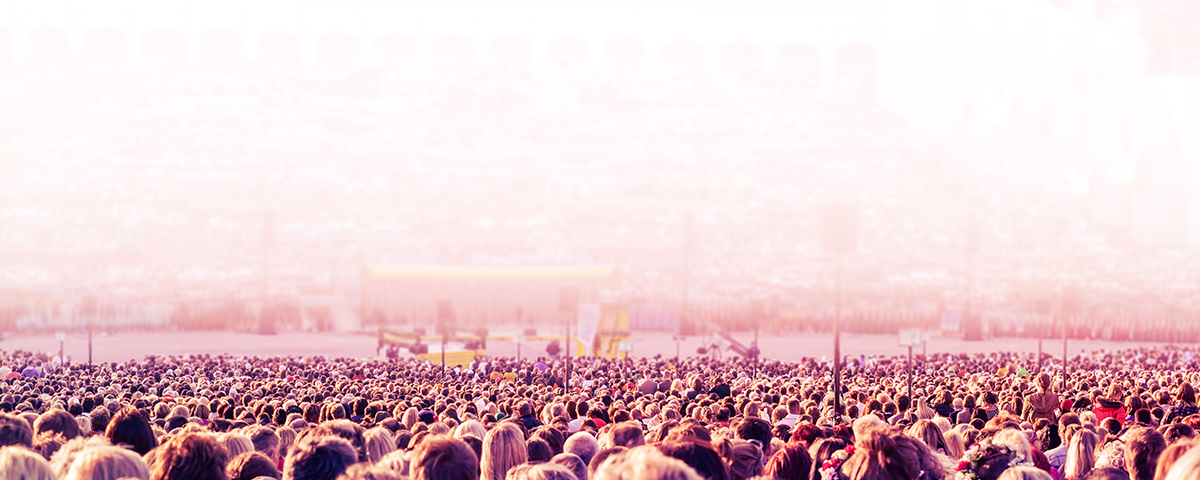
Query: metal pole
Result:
<box><xmin>59</xmin><ymin>339</ymin><xmax>64</xmax><ymax>369</ymax></box>
<box><xmin>88</xmin><ymin>326</ymin><xmax>93</xmax><ymax>366</ymax></box>
<box><xmin>833</xmin><ymin>257</ymin><xmax>843</xmax><ymax>421</ymax></box>
<box><xmin>907</xmin><ymin>345</ymin><xmax>914</xmax><ymax>397</ymax></box>
<box><xmin>565</xmin><ymin>311</ymin><xmax>571</xmax><ymax>393</ymax></box>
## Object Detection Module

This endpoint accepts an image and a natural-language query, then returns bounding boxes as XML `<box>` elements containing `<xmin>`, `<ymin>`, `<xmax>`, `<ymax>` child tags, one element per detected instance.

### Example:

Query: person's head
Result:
<box><xmin>34</xmin><ymin>409</ymin><xmax>82</xmax><ymax>440</ymax></box>
<box><xmin>904</xmin><ymin>420</ymin><xmax>946</xmax><ymax>454</ymax></box>
<box><xmin>593</xmin><ymin>446</ymin><xmax>702</xmax><ymax>480</ymax></box>
<box><xmin>528</xmin><ymin>438</ymin><xmax>554</xmax><ymax>464</ymax></box>
<box><xmin>588</xmin><ymin>447</ymin><xmax>627</xmax><ymax>480</ymax></box>
<box><xmin>1164</xmin><ymin>445</ymin><xmax>1200</xmax><ymax>480</ymax></box>
<box><xmin>1177</xmin><ymin>384</ymin><xmax>1196</xmax><ymax>405</ymax></box>
<box><xmin>1125</xmin><ymin>427</ymin><xmax>1167</xmax><ymax>480</ymax></box>
<box><xmin>64</xmin><ymin>445</ymin><xmax>150</xmax><ymax>480</ymax></box>
<box><xmin>150</xmin><ymin>432</ymin><xmax>230</xmax><ymax>480</ymax></box>
<box><xmin>481</xmin><ymin>422</ymin><xmax>527</xmax><ymax>480</ymax></box>
<box><xmin>0</xmin><ymin>445</ymin><xmax>57</xmax><ymax>480</ymax></box>
<box><xmin>506</xmin><ymin>463</ymin><xmax>579</xmax><ymax>480</ymax></box>
<box><xmin>609</xmin><ymin>423</ymin><xmax>645</xmax><ymax>449</ymax></box>
<box><xmin>734</xmin><ymin>418</ymin><xmax>772</xmax><ymax>449</ymax></box>
<box><xmin>1152</xmin><ymin>442</ymin><xmax>1191</xmax><ymax>480</ymax></box>
<box><xmin>226</xmin><ymin>451</ymin><xmax>281</xmax><ymax>480</ymax></box>
<box><xmin>221</xmin><ymin>433</ymin><xmax>255</xmax><ymax>458</ymax></box>
<box><xmin>364</xmin><ymin>428</ymin><xmax>396</xmax><ymax>464</ymax></box>
<box><xmin>410</xmin><ymin>435</ymin><xmax>479</xmax><ymax>480</ymax></box>
<box><xmin>997</xmin><ymin>466</ymin><xmax>1052</xmax><ymax>480</ymax></box>
<box><xmin>549</xmin><ymin>453</ymin><xmax>587</xmax><ymax>480</ymax></box>
<box><xmin>1063</xmin><ymin>430</ymin><xmax>1098</xmax><ymax>480</ymax></box>
<box><xmin>245</xmin><ymin>425</ymin><xmax>281</xmax><ymax>461</ymax></box>
<box><xmin>564</xmin><ymin>432</ymin><xmax>599</xmax><ymax>466</ymax></box>
<box><xmin>1036</xmin><ymin>374</ymin><xmax>1053</xmax><ymax>393</ymax></box>
<box><xmin>283</xmin><ymin>435</ymin><xmax>357</xmax><ymax>480</ymax></box>
<box><xmin>107</xmin><ymin>407</ymin><xmax>158</xmax><ymax>455</ymax></box>
<box><xmin>1084</xmin><ymin>468</ymin><xmax>1131</xmax><ymax>480</ymax></box>
<box><xmin>0</xmin><ymin>413</ymin><xmax>33</xmax><ymax>448</ymax></box>
<box><xmin>656</xmin><ymin>440</ymin><xmax>727</xmax><ymax>480</ymax></box>
<box><xmin>837</xmin><ymin>428</ymin><xmax>942</xmax><ymax>480</ymax></box>
<box><xmin>764</xmin><ymin>442</ymin><xmax>813</xmax><ymax>480</ymax></box>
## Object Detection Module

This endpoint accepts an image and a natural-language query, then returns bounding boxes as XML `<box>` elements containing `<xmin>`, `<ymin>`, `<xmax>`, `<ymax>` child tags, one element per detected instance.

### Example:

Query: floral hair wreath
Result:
<box><xmin>818</xmin><ymin>444</ymin><xmax>855</xmax><ymax>480</ymax></box>
<box><xmin>954</xmin><ymin>440</ymin><xmax>1032</xmax><ymax>480</ymax></box>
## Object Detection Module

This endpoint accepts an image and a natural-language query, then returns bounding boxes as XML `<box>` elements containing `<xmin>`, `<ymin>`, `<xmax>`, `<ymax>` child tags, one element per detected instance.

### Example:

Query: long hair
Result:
<box><xmin>905</xmin><ymin>420</ymin><xmax>947</xmax><ymax>455</ymax></box>
<box><xmin>151</xmin><ymin>432</ymin><xmax>230</xmax><ymax>480</ymax></box>
<box><xmin>1062</xmin><ymin>431</ymin><xmax>1097</xmax><ymax>480</ymax></box>
<box><xmin>765</xmin><ymin>443</ymin><xmax>814</xmax><ymax>480</ymax></box>
<box><xmin>0</xmin><ymin>446</ymin><xmax>57</xmax><ymax>480</ymax></box>
<box><xmin>481</xmin><ymin>422</ymin><xmax>528</xmax><ymax>480</ymax></box>
<box><xmin>364</xmin><ymin>428</ymin><xmax>396</xmax><ymax>464</ymax></box>
<box><xmin>106</xmin><ymin>407</ymin><xmax>158</xmax><ymax>455</ymax></box>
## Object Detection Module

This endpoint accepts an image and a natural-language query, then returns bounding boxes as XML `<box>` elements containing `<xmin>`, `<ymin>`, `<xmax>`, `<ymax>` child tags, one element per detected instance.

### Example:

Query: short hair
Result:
<box><xmin>410</xmin><ymin>435</ymin><xmax>479</xmax><ymax>480</ymax></box>
<box><xmin>226</xmin><ymin>451</ymin><xmax>281</xmax><ymax>480</ymax></box>
<box><xmin>594</xmin><ymin>446</ymin><xmax>702</xmax><ymax>480</ymax></box>
<box><xmin>284</xmin><ymin>435</ymin><xmax>357</xmax><ymax>480</ymax></box>
<box><xmin>1125</xmin><ymin>427</ymin><xmax>1166</xmax><ymax>480</ymax></box>
<box><xmin>245</xmin><ymin>426</ymin><xmax>281</xmax><ymax>459</ymax></box>
<box><xmin>0</xmin><ymin>413</ymin><xmax>33</xmax><ymax>447</ymax></box>
<box><xmin>564</xmin><ymin>432</ymin><xmax>599</xmax><ymax>466</ymax></box>
<box><xmin>549</xmin><ymin>453</ymin><xmax>587</xmax><ymax>480</ymax></box>
<box><xmin>64</xmin><ymin>445</ymin><xmax>150</xmax><ymax>480</ymax></box>
<box><xmin>0</xmin><ymin>445</ymin><xmax>57</xmax><ymax>480</ymax></box>
<box><xmin>310</xmin><ymin>420</ymin><xmax>367</xmax><ymax>462</ymax></box>
<box><xmin>34</xmin><ymin>409</ymin><xmax>82</xmax><ymax>440</ymax></box>
<box><xmin>609</xmin><ymin>423</ymin><xmax>645</xmax><ymax>448</ymax></box>
<box><xmin>735</xmin><ymin>418</ymin><xmax>772</xmax><ymax>448</ymax></box>
<box><xmin>150</xmin><ymin>431</ymin><xmax>230</xmax><ymax>480</ymax></box>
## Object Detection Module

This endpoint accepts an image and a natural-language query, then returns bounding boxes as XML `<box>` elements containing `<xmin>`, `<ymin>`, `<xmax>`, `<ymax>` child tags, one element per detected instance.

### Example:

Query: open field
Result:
<box><xmin>0</xmin><ymin>330</ymin><xmax>1175</xmax><ymax>364</ymax></box>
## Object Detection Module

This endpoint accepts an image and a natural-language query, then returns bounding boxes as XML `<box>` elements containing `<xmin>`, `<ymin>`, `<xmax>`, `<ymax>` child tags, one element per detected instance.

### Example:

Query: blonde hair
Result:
<box><xmin>64</xmin><ymin>445</ymin><xmax>150</xmax><ymax>480</ymax></box>
<box><xmin>594</xmin><ymin>446</ymin><xmax>702</xmax><ymax>480</ymax></box>
<box><xmin>991</xmin><ymin>429</ymin><xmax>1033</xmax><ymax>460</ymax></box>
<box><xmin>429</xmin><ymin>422</ymin><xmax>452</xmax><ymax>436</ymax></box>
<box><xmin>1062</xmin><ymin>431</ymin><xmax>1098</xmax><ymax>480</ymax></box>
<box><xmin>481</xmin><ymin>422</ymin><xmax>528</xmax><ymax>480</ymax></box>
<box><xmin>0</xmin><ymin>446</ymin><xmax>58</xmax><ymax>480</ymax></box>
<box><xmin>402</xmin><ymin>408</ymin><xmax>419</xmax><ymax>430</ymax></box>
<box><xmin>997</xmin><ymin>466</ymin><xmax>1052</xmax><ymax>480</ymax></box>
<box><xmin>454</xmin><ymin>420</ymin><xmax>487</xmax><ymax>440</ymax></box>
<box><xmin>364</xmin><ymin>428</ymin><xmax>396</xmax><ymax>464</ymax></box>
<box><xmin>277</xmin><ymin>427</ymin><xmax>296</xmax><ymax>457</ymax></box>
<box><xmin>219</xmin><ymin>433</ymin><xmax>254</xmax><ymax>458</ymax></box>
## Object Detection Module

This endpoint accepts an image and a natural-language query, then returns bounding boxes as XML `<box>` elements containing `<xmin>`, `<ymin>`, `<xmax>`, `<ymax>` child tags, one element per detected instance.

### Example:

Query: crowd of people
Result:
<box><xmin>4</xmin><ymin>343</ymin><xmax>1200</xmax><ymax>480</ymax></box>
